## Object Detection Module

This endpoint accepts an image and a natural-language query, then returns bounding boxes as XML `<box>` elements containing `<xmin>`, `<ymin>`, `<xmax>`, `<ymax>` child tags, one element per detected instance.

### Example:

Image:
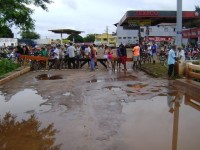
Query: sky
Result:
<box><xmin>13</xmin><ymin>0</ymin><xmax>200</xmax><ymax>39</ymax></box>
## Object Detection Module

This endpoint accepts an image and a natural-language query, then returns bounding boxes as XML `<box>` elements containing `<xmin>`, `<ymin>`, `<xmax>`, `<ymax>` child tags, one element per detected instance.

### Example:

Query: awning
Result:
<box><xmin>48</xmin><ymin>29</ymin><xmax>84</xmax><ymax>44</ymax></box>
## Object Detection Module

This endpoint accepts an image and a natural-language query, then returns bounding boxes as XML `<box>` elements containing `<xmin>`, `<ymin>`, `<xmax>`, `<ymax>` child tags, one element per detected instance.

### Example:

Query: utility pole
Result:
<box><xmin>105</xmin><ymin>26</ymin><xmax>109</xmax><ymax>44</ymax></box>
<box><xmin>176</xmin><ymin>0</ymin><xmax>182</xmax><ymax>47</ymax></box>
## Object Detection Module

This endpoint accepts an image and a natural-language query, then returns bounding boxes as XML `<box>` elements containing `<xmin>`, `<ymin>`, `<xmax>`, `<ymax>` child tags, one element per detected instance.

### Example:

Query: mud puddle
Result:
<box><xmin>104</xmin><ymin>86</ymin><xmax>121</xmax><ymax>91</ymax></box>
<box><xmin>127</xmin><ymin>83</ymin><xmax>148</xmax><ymax>89</ymax></box>
<box><xmin>0</xmin><ymin>89</ymin><xmax>51</xmax><ymax>118</ymax></box>
<box><xmin>35</xmin><ymin>74</ymin><xmax>63</xmax><ymax>80</ymax></box>
<box><xmin>86</xmin><ymin>75</ymin><xmax>137</xmax><ymax>83</ymax></box>
<box><xmin>118</xmin><ymin>94</ymin><xmax>200</xmax><ymax>150</ymax></box>
<box><xmin>0</xmin><ymin>112</ymin><xmax>61</xmax><ymax>150</ymax></box>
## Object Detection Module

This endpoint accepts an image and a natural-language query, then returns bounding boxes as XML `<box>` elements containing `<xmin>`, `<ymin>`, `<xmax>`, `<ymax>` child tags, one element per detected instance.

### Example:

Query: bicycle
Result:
<box><xmin>140</xmin><ymin>52</ymin><xmax>151</xmax><ymax>64</ymax></box>
<box><xmin>30</xmin><ymin>60</ymin><xmax>46</xmax><ymax>71</ymax></box>
<box><xmin>159</xmin><ymin>51</ymin><xmax>168</xmax><ymax>66</ymax></box>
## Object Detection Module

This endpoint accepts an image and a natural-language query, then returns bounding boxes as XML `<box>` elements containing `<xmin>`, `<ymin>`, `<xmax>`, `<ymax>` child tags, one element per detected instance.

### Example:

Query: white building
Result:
<box><xmin>0</xmin><ymin>38</ymin><xmax>18</xmax><ymax>47</ymax></box>
<box><xmin>34</xmin><ymin>38</ymin><xmax>51</xmax><ymax>45</ymax></box>
<box><xmin>115</xmin><ymin>23</ymin><xmax>176</xmax><ymax>46</ymax></box>
<box><xmin>115</xmin><ymin>23</ymin><xmax>139</xmax><ymax>46</ymax></box>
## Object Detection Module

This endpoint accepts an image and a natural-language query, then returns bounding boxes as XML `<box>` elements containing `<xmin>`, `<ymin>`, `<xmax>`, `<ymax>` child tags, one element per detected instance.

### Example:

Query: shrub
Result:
<box><xmin>0</xmin><ymin>59</ymin><xmax>20</xmax><ymax>77</ymax></box>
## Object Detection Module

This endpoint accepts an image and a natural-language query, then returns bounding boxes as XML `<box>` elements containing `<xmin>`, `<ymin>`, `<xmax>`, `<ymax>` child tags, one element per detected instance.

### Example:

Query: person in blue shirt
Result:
<box><xmin>167</xmin><ymin>45</ymin><xmax>176</xmax><ymax>79</ymax></box>
<box><xmin>151</xmin><ymin>41</ymin><xmax>157</xmax><ymax>64</ymax></box>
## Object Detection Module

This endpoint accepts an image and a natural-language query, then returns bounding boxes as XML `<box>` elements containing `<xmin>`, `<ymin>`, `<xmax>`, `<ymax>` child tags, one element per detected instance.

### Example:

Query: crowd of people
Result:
<box><xmin>0</xmin><ymin>41</ymin><xmax>194</xmax><ymax>79</ymax></box>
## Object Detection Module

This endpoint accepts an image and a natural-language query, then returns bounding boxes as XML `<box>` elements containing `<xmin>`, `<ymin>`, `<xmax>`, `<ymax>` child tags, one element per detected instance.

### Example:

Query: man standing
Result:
<box><xmin>67</xmin><ymin>42</ymin><xmax>76</xmax><ymax>69</ymax></box>
<box><xmin>176</xmin><ymin>46</ymin><xmax>185</xmax><ymax>62</ymax></box>
<box><xmin>93</xmin><ymin>44</ymin><xmax>98</xmax><ymax>69</ymax></box>
<box><xmin>120</xmin><ymin>44</ymin><xmax>127</xmax><ymax>71</ymax></box>
<box><xmin>176</xmin><ymin>46</ymin><xmax>186</xmax><ymax>76</ymax></box>
<box><xmin>49</xmin><ymin>45</ymin><xmax>60</xmax><ymax>69</ymax></box>
<box><xmin>167</xmin><ymin>45</ymin><xmax>176</xmax><ymax>79</ymax></box>
<box><xmin>151</xmin><ymin>41</ymin><xmax>157</xmax><ymax>64</ymax></box>
<box><xmin>132</xmin><ymin>43</ymin><xmax>140</xmax><ymax>69</ymax></box>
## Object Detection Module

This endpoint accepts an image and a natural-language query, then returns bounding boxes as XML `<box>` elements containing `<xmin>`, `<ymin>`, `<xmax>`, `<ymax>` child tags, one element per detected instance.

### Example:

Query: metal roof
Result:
<box><xmin>119</xmin><ymin>11</ymin><xmax>200</xmax><ymax>27</ymax></box>
<box><xmin>48</xmin><ymin>29</ymin><xmax>83</xmax><ymax>34</ymax></box>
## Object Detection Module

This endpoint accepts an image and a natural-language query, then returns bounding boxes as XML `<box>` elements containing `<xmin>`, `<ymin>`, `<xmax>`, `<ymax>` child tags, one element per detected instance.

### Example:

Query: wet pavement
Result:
<box><xmin>0</xmin><ymin>68</ymin><xmax>199</xmax><ymax>150</ymax></box>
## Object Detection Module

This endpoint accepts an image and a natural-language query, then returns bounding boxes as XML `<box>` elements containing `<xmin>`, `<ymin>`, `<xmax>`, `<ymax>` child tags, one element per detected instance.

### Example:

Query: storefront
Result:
<box><xmin>182</xmin><ymin>28</ymin><xmax>200</xmax><ymax>47</ymax></box>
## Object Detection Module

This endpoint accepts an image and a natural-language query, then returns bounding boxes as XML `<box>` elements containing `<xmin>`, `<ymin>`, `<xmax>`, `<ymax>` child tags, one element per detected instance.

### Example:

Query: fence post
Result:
<box><xmin>46</xmin><ymin>57</ymin><xmax>49</xmax><ymax>70</ymax></box>
<box><xmin>23</xmin><ymin>55</ymin><xmax>26</xmax><ymax>68</ymax></box>
<box><xmin>186</xmin><ymin>62</ymin><xmax>191</xmax><ymax>79</ymax></box>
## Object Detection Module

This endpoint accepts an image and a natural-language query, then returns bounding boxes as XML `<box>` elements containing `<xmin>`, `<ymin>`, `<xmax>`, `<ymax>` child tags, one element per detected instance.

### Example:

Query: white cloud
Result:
<box><xmin>13</xmin><ymin>0</ymin><xmax>200</xmax><ymax>39</ymax></box>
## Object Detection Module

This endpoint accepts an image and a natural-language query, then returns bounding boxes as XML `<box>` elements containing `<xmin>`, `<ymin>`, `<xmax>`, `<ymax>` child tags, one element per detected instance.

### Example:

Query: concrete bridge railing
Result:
<box><xmin>186</xmin><ymin>62</ymin><xmax>200</xmax><ymax>80</ymax></box>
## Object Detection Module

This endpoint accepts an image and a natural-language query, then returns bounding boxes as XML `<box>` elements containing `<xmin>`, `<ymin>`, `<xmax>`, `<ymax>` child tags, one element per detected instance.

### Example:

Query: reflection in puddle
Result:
<box><xmin>36</xmin><ymin>74</ymin><xmax>63</xmax><ymax>80</ymax></box>
<box><xmin>0</xmin><ymin>89</ymin><xmax>51</xmax><ymax>117</ymax></box>
<box><xmin>0</xmin><ymin>113</ymin><xmax>61</xmax><ymax>150</ymax></box>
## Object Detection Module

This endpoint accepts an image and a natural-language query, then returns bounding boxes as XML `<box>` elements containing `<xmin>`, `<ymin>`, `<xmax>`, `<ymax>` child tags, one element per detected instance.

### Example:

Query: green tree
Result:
<box><xmin>67</xmin><ymin>34</ymin><xmax>84</xmax><ymax>43</ymax></box>
<box><xmin>83</xmin><ymin>34</ymin><xmax>95</xmax><ymax>42</ymax></box>
<box><xmin>0</xmin><ymin>25</ymin><xmax>14</xmax><ymax>38</ymax></box>
<box><xmin>195</xmin><ymin>5</ymin><xmax>200</xmax><ymax>12</ymax></box>
<box><xmin>0</xmin><ymin>0</ymin><xmax>52</xmax><ymax>31</ymax></box>
<box><xmin>20</xmin><ymin>30</ymin><xmax>40</xmax><ymax>39</ymax></box>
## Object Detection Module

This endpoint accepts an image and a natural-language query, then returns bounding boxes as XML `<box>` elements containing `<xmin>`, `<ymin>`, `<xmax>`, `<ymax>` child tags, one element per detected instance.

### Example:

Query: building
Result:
<box><xmin>0</xmin><ymin>38</ymin><xmax>18</xmax><ymax>47</ymax></box>
<box><xmin>115</xmin><ymin>23</ymin><xmax>139</xmax><ymax>46</ymax></box>
<box><xmin>141</xmin><ymin>23</ymin><xmax>176</xmax><ymax>43</ymax></box>
<box><xmin>115</xmin><ymin>23</ymin><xmax>176</xmax><ymax>46</ymax></box>
<box><xmin>115</xmin><ymin>10</ymin><xmax>200</xmax><ymax>46</ymax></box>
<box><xmin>182</xmin><ymin>28</ymin><xmax>200</xmax><ymax>47</ymax></box>
<box><xmin>94</xmin><ymin>33</ymin><xmax>117</xmax><ymax>47</ymax></box>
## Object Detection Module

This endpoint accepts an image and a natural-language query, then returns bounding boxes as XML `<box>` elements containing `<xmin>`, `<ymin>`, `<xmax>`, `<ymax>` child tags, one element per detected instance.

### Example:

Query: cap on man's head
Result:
<box><xmin>177</xmin><ymin>46</ymin><xmax>182</xmax><ymax>49</ymax></box>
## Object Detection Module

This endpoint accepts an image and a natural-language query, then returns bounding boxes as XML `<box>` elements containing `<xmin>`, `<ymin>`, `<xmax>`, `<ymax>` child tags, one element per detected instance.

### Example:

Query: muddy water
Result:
<box><xmin>0</xmin><ymin>70</ymin><xmax>200</xmax><ymax>150</ymax></box>
<box><xmin>0</xmin><ymin>89</ymin><xmax>51</xmax><ymax>119</ymax></box>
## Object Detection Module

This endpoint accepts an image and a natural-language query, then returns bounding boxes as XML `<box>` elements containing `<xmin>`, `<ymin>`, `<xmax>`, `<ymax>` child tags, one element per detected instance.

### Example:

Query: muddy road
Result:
<box><xmin>0</xmin><ymin>68</ymin><xmax>199</xmax><ymax>150</ymax></box>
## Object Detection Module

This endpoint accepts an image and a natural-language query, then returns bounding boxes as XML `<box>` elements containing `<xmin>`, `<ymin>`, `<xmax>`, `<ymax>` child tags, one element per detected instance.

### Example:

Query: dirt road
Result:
<box><xmin>0</xmin><ymin>67</ymin><xmax>199</xmax><ymax>150</ymax></box>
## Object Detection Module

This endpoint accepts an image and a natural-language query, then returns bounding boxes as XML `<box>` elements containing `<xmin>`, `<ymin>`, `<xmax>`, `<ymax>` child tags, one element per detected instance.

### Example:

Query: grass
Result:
<box><xmin>0</xmin><ymin>59</ymin><xmax>20</xmax><ymax>77</ymax></box>
<box><xmin>141</xmin><ymin>62</ymin><xmax>168</xmax><ymax>78</ymax></box>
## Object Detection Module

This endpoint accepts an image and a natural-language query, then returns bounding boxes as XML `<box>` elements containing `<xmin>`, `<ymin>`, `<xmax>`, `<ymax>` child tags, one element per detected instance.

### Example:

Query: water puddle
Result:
<box><xmin>117</xmin><ymin>75</ymin><xmax>137</xmax><ymax>81</ymax></box>
<box><xmin>127</xmin><ymin>83</ymin><xmax>148</xmax><ymax>89</ymax></box>
<box><xmin>0</xmin><ymin>89</ymin><xmax>51</xmax><ymax>118</ymax></box>
<box><xmin>0</xmin><ymin>113</ymin><xmax>61</xmax><ymax>150</ymax></box>
<box><xmin>104</xmin><ymin>86</ymin><xmax>121</xmax><ymax>91</ymax></box>
<box><xmin>63</xmin><ymin>92</ymin><xmax>71</xmax><ymax>96</ymax></box>
<box><xmin>86</xmin><ymin>75</ymin><xmax>137</xmax><ymax>83</ymax></box>
<box><xmin>86</xmin><ymin>79</ymin><xmax>104</xmax><ymax>83</ymax></box>
<box><xmin>151</xmin><ymin>89</ymin><xmax>160</xmax><ymax>92</ymax></box>
<box><xmin>35</xmin><ymin>74</ymin><xmax>63</xmax><ymax>80</ymax></box>
<box><xmin>119</xmin><ymin>93</ymin><xmax>200</xmax><ymax>150</ymax></box>
<box><xmin>158</xmin><ymin>93</ymin><xmax>167</xmax><ymax>96</ymax></box>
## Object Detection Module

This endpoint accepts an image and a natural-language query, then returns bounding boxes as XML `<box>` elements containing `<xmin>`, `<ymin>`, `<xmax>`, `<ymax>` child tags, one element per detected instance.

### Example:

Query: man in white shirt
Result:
<box><xmin>176</xmin><ymin>46</ymin><xmax>186</xmax><ymax>76</ymax></box>
<box><xmin>84</xmin><ymin>45</ymin><xmax>91</xmax><ymax>67</ymax></box>
<box><xmin>49</xmin><ymin>45</ymin><xmax>60</xmax><ymax>69</ymax></box>
<box><xmin>176</xmin><ymin>46</ymin><xmax>185</xmax><ymax>62</ymax></box>
<box><xmin>67</xmin><ymin>42</ymin><xmax>76</xmax><ymax>69</ymax></box>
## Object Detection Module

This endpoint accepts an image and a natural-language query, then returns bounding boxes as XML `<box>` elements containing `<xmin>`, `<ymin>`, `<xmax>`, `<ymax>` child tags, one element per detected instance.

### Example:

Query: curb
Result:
<box><xmin>0</xmin><ymin>67</ymin><xmax>31</xmax><ymax>85</ymax></box>
<box><xmin>140</xmin><ymin>67</ymin><xmax>159</xmax><ymax>78</ymax></box>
